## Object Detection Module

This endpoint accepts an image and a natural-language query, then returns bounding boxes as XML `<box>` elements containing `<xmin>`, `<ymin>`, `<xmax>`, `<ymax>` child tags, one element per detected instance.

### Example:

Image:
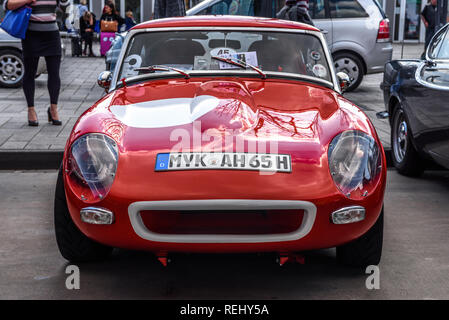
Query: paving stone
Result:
<box><xmin>0</xmin><ymin>141</ymin><xmax>28</xmax><ymax>149</ymax></box>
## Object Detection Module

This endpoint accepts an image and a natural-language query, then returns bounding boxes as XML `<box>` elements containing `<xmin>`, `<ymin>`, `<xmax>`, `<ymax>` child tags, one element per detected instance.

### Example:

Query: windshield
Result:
<box><xmin>117</xmin><ymin>30</ymin><xmax>332</xmax><ymax>83</ymax></box>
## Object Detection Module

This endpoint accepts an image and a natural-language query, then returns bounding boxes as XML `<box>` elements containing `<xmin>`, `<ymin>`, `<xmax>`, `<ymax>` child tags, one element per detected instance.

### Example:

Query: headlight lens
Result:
<box><xmin>328</xmin><ymin>130</ymin><xmax>381</xmax><ymax>199</ymax></box>
<box><xmin>67</xmin><ymin>133</ymin><xmax>118</xmax><ymax>202</ymax></box>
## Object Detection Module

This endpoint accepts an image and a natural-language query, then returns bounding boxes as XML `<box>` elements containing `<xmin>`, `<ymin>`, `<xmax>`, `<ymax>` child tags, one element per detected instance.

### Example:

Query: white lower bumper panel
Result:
<box><xmin>128</xmin><ymin>199</ymin><xmax>317</xmax><ymax>243</ymax></box>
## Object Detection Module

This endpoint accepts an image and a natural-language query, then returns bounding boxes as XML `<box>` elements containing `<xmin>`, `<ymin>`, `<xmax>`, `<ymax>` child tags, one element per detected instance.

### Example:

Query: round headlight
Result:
<box><xmin>328</xmin><ymin>130</ymin><xmax>382</xmax><ymax>199</ymax></box>
<box><xmin>67</xmin><ymin>133</ymin><xmax>118</xmax><ymax>202</ymax></box>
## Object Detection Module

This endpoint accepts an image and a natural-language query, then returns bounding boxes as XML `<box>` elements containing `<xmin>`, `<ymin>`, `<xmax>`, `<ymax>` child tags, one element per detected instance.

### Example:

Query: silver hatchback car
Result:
<box><xmin>187</xmin><ymin>0</ymin><xmax>393</xmax><ymax>91</ymax></box>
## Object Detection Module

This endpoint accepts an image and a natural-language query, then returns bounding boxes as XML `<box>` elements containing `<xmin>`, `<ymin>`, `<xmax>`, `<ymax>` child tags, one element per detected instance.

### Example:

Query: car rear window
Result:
<box><xmin>329</xmin><ymin>0</ymin><xmax>369</xmax><ymax>18</ymax></box>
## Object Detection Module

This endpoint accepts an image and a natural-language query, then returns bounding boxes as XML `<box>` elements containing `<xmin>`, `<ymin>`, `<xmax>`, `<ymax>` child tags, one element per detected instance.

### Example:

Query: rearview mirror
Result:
<box><xmin>336</xmin><ymin>72</ymin><xmax>351</xmax><ymax>93</ymax></box>
<box><xmin>98</xmin><ymin>71</ymin><xmax>112</xmax><ymax>91</ymax></box>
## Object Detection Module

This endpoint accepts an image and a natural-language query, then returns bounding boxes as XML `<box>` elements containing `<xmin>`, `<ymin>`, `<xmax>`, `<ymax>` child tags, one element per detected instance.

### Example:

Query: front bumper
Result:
<box><xmin>65</xmin><ymin>191</ymin><xmax>385</xmax><ymax>254</ymax></box>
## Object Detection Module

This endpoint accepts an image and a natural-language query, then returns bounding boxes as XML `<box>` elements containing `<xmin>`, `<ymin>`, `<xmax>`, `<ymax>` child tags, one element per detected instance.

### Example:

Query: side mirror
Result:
<box><xmin>415</xmin><ymin>60</ymin><xmax>449</xmax><ymax>91</ymax></box>
<box><xmin>337</xmin><ymin>72</ymin><xmax>351</xmax><ymax>93</ymax></box>
<box><xmin>98</xmin><ymin>71</ymin><xmax>112</xmax><ymax>91</ymax></box>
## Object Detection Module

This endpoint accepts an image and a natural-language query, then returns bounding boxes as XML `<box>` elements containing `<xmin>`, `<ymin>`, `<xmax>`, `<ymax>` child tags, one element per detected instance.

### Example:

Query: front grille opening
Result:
<box><xmin>140</xmin><ymin>209</ymin><xmax>304</xmax><ymax>235</ymax></box>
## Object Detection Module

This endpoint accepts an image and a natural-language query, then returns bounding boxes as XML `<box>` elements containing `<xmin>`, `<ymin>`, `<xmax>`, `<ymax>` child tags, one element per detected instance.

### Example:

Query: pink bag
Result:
<box><xmin>100</xmin><ymin>32</ymin><xmax>115</xmax><ymax>56</ymax></box>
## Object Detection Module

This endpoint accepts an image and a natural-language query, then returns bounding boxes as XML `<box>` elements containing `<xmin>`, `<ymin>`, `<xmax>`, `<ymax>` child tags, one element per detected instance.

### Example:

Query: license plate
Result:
<box><xmin>155</xmin><ymin>152</ymin><xmax>291</xmax><ymax>173</ymax></box>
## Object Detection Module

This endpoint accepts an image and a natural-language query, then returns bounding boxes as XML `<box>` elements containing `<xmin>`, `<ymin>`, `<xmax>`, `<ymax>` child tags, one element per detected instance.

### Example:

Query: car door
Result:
<box><xmin>328</xmin><ymin>0</ymin><xmax>372</xmax><ymax>52</ymax></box>
<box><xmin>412</xmin><ymin>25</ymin><xmax>449</xmax><ymax>167</ymax></box>
<box><xmin>309</xmin><ymin>0</ymin><xmax>333</xmax><ymax>46</ymax></box>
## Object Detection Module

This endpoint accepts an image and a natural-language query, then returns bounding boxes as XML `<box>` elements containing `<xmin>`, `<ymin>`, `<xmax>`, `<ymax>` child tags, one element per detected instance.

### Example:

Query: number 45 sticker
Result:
<box><xmin>210</xmin><ymin>48</ymin><xmax>237</xmax><ymax>57</ymax></box>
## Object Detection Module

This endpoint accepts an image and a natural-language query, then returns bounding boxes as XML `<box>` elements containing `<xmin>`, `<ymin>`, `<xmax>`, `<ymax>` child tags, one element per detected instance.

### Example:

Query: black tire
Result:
<box><xmin>54</xmin><ymin>167</ymin><xmax>113</xmax><ymax>262</ymax></box>
<box><xmin>391</xmin><ymin>105</ymin><xmax>425</xmax><ymax>176</ymax></box>
<box><xmin>333</xmin><ymin>52</ymin><xmax>364</xmax><ymax>92</ymax></box>
<box><xmin>336</xmin><ymin>208</ymin><xmax>384</xmax><ymax>268</ymax></box>
<box><xmin>0</xmin><ymin>49</ymin><xmax>24</xmax><ymax>88</ymax></box>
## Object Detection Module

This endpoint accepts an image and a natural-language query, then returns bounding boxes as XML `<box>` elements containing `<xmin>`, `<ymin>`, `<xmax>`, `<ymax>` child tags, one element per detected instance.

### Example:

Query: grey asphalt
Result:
<box><xmin>0</xmin><ymin>43</ymin><xmax>424</xmax><ymax>157</ymax></box>
<box><xmin>0</xmin><ymin>169</ymin><xmax>448</xmax><ymax>299</ymax></box>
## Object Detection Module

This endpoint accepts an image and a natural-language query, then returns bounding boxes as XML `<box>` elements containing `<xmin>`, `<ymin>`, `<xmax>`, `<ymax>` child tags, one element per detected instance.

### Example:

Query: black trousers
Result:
<box><xmin>425</xmin><ymin>27</ymin><xmax>436</xmax><ymax>49</ymax></box>
<box><xmin>23</xmin><ymin>55</ymin><xmax>61</xmax><ymax>108</ymax></box>
<box><xmin>82</xmin><ymin>32</ymin><xmax>94</xmax><ymax>55</ymax></box>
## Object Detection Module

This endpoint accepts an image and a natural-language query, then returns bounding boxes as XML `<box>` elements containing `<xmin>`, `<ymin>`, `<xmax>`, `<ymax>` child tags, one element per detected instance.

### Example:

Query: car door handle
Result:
<box><xmin>320</xmin><ymin>29</ymin><xmax>329</xmax><ymax>34</ymax></box>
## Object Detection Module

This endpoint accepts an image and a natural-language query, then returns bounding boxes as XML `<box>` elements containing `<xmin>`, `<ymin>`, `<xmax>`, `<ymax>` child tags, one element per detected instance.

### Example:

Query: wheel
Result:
<box><xmin>333</xmin><ymin>52</ymin><xmax>364</xmax><ymax>92</ymax></box>
<box><xmin>391</xmin><ymin>105</ymin><xmax>425</xmax><ymax>176</ymax></box>
<box><xmin>336</xmin><ymin>208</ymin><xmax>384</xmax><ymax>268</ymax></box>
<box><xmin>54</xmin><ymin>167</ymin><xmax>113</xmax><ymax>262</ymax></box>
<box><xmin>0</xmin><ymin>49</ymin><xmax>24</xmax><ymax>88</ymax></box>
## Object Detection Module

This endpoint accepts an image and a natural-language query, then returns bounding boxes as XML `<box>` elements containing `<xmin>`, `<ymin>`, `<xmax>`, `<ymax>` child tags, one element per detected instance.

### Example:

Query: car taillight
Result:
<box><xmin>377</xmin><ymin>19</ymin><xmax>390</xmax><ymax>42</ymax></box>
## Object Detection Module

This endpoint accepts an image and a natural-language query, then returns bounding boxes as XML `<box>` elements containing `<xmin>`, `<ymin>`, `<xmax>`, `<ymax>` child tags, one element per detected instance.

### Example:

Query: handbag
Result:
<box><xmin>0</xmin><ymin>6</ymin><xmax>32</xmax><ymax>40</ymax></box>
<box><xmin>101</xmin><ymin>19</ymin><xmax>118</xmax><ymax>33</ymax></box>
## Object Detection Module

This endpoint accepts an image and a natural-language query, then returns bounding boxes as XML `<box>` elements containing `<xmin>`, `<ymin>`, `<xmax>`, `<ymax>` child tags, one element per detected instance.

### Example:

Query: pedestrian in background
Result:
<box><xmin>153</xmin><ymin>0</ymin><xmax>186</xmax><ymax>19</ymax></box>
<box><xmin>78</xmin><ymin>0</ymin><xmax>88</xmax><ymax>18</ymax></box>
<box><xmin>277</xmin><ymin>0</ymin><xmax>314</xmax><ymax>26</ymax></box>
<box><xmin>80</xmin><ymin>11</ymin><xmax>96</xmax><ymax>57</ymax></box>
<box><xmin>125</xmin><ymin>9</ymin><xmax>136</xmax><ymax>30</ymax></box>
<box><xmin>3</xmin><ymin>0</ymin><xmax>69</xmax><ymax>126</ymax></box>
<box><xmin>100</xmin><ymin>2</ymin><xmax>124</xmax><ymax>31</ymax></box>
<box><xmin>100</xmin><ymin>2</ymin><xmax>124</xmax><ymax>56</ymax></box>
<box><xmin>421</xmin><ymin>0</ymin><xmax>438</xmax><ymax>49</ymax></box>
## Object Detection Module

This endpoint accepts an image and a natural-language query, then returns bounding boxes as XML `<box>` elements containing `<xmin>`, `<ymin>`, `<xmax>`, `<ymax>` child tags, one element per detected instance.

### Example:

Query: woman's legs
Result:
<box><xmin>87</xmin><ymin>33</ymin><xmax>93</xmax><ymax>55</ymax></box>
<box><xmin>81</xmin><ymin>34</ymin><xmax>88</xmax><ymax>55</ymax></box>
<box><xmin>23</xmin><ymin>56</ymin><xmax>40</xmax><ymax>122</ymax></box>
<box><xmin>45</xmin><ymin>55</ymin><xmax>62</xmax><ymax>120</ymax></box>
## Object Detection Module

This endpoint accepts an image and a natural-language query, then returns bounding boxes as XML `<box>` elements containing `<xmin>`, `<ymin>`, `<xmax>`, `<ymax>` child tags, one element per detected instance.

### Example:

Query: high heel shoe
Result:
<box><xmin>47</xmin><ymin>107</ymin><xmax>62</xmax><ymax>126</ymax></box>
<box><xmin>28</xmin><ymin>120</ymin><xmax>39</xmax><ymax>127</ymax></box>
<box><xmin>28</xmin><ymin>109</ymin><xmax>38</xmax><ymax>126</ymax></box>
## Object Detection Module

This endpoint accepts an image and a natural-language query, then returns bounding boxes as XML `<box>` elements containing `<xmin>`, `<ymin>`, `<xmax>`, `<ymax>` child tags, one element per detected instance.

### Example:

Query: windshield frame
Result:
<box><xmin>110</xmin><ymin>26</ymin><xmax>339</xmax><ymax>92</ymax></box>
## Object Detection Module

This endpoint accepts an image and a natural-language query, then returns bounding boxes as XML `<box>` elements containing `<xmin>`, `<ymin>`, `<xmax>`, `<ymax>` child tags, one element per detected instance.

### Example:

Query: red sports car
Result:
<box><xmin>55</xmin><ymin>16</ymin><xmax>386</xmax><ymax>268</ymax></box>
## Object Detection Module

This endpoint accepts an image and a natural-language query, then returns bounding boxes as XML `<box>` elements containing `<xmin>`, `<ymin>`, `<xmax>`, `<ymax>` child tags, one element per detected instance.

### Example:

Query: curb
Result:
<box><xmin>0</xmin><ymin>148</ymin><xmax>394</xmax><ymax>170</ymax></box>
<box><xmin>0</xmin><ymin>150</ymin><xmax>63</xmax><ymax>170</ymax></box>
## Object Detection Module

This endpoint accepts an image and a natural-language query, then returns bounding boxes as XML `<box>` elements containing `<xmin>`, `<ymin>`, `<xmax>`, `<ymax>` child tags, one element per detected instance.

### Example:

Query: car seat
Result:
<box><xmin>248</xmin><ymin>39</ymin><xmax>302</xmax><ymax>73</ymax></box>
<box><xmin>148</xmin><ymin>39</ymin><xmax>206</xmax><ymax>66</ymax></box>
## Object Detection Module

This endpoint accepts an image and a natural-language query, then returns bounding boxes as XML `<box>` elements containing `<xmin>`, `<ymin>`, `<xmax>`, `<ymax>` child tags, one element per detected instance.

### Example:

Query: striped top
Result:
<box><xmin>3</xmin><ymin>0</ymin><xmax>70</xmax><ymax>31</ymax></box>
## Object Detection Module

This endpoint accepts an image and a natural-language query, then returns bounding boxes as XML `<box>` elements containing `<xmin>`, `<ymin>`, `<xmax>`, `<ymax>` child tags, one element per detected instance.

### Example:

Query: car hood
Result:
<box><xmin>72</xmin><ymin>78</ymin><xmax>376</xmax><ymax>153</ymax></box>
<box><xmin>67</xmin><ymin>77</ymin><xmax>381</xmax><ymax>201</ymax></box>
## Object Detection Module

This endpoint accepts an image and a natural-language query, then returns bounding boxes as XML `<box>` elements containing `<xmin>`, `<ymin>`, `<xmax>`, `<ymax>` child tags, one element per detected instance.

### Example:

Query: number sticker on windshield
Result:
<box><xmin>122</xmin><ymin>54</ymin><xmax>142</xmax><ymax>78</ymax></box>
<box><xmin>218</xmin><ymin>51</ymin><xmax>258</xmax><ymax>70</ymax></box>
<box><xmin>210</xmin><ymin>48</ymin><xmax>237</xmax><ymax>57</ymax></box>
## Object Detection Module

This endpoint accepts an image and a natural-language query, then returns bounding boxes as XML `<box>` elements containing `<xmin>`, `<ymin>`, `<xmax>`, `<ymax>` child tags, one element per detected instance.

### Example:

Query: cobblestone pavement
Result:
<box><xmin>0</xmin><ymin>43</ymin><xmax>424</xmax><ymax>152</ymax></box>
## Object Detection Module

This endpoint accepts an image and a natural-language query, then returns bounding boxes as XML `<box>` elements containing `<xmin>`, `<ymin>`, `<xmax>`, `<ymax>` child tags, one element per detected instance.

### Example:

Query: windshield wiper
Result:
<box><xmin>133</xmin><ymin>65</ymin><xmax>190</xmax><ymax>79</ymax></box>
<box><xmin>211</xmin><ymin>55</ymin><xmax>267</xmax><ymax>79</ymax></box>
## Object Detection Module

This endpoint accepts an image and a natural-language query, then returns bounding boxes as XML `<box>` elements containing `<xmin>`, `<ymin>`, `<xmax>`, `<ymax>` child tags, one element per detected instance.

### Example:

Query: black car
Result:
<box><xmin>381</xmin><ymin>23</ymin><xmax>449</xmax><ymax>176</ymax></box>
